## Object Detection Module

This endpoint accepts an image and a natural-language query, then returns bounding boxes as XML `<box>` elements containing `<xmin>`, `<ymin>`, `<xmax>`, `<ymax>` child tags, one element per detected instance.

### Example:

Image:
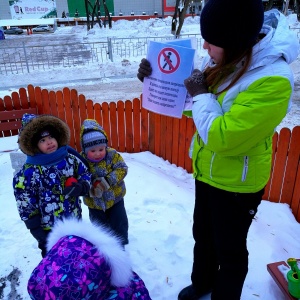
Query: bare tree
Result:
<box><xmin>171</xmin><ymin>0</ymin><xmax>180</xmax><ymax>35</ymax></box>
<box><xmin>103</xmin><ymin>1</ymin><xmax>112</xmax><ymax>28</ymax></box>
<box><xmin>84</xmin><ymin>0</ymin><xmax>112</xmax><ymax>30</ymax></box>
<box><xmin>264</xmin><ymin>0</ymin><xmax>299</xmax><ymax>20</ymax></box>
<box><xmin>283</xmin><ymin>0</ymin><xmax>291</xmax><ymax>14</ymax></box>
<box><xmin>171</xmin><ymin>0</ymin><xmax>193</xmax><ymax>37</ymax></box>
<box><xmin>296</xmin><ymin>0</ymin><xmax>300</xmax><ymax>20</ymax></box>
<box><xmin>288</xmin><ymin>0</ymin><xmax>300</xmax><ymax>20</ymax></box>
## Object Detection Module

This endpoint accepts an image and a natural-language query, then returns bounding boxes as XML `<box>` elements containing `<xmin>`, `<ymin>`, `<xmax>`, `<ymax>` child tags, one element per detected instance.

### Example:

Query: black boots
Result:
<box><xmin>178</xmin><ymin>285</ymin><xmax>201</xmax><ymax>300</ymax></box>
<box><xmin>178</xmin><ymin>284</ymin><xmax>212</xmax><ymax>300</ymax></box>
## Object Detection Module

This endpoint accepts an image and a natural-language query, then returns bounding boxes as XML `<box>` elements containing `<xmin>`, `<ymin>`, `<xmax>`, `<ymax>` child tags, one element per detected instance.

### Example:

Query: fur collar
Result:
<box><xmin>47</xmin><ymin>218</ymin><xmax>132</xmax><ymax>287</ymax></box>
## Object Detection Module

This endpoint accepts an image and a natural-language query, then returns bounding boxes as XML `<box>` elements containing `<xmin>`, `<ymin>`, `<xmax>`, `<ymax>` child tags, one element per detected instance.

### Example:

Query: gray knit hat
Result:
<box><xmin>82</xmin><ymin>131</ymin><xmax>107</xmax><ymax>154</ymax></box>
<box><xmin>200</xmin><ymin>0</ymin><xmax>264</xmax><ymax>50</ymax></box>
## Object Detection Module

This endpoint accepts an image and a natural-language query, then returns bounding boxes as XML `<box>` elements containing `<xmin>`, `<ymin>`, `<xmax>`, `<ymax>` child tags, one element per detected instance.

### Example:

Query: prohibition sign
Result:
<box><xmin>158</xmin><ymin>47</ymin><xmax>180</xmax><ymax>74</ymax></box>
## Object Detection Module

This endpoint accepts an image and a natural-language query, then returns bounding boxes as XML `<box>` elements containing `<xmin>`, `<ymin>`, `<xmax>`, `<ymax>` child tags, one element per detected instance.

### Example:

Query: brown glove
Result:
<box><xmin>137</xmin><ymin>58</ymin><xmax>152</xmax><ymax>82</ymax></box>
<box><xmin>184</xmin><ymin>69</ymin><xmax>208</xmax><ymax>97</ymax></box>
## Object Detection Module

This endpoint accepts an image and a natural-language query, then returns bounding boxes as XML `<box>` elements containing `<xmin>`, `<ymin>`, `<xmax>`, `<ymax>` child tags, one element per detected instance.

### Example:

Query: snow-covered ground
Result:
<box><xmin>1</xmin><ymin>136</ymin><xmax>300</xmax><ymax>300</ymax></box>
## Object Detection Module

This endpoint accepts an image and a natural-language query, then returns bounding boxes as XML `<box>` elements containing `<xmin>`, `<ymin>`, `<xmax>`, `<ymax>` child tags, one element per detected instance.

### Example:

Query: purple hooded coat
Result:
<box><xmin>27</xmin><ymin>218</ymin><xmax>151</xmax><ymax>299</ymax></box>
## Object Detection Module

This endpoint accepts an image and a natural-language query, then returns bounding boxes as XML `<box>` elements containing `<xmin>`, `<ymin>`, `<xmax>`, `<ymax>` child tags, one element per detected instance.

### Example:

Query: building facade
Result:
<box><xmin>0</xmin><ymin>0</ymin><xmax>197</xmax><ymax>20</ymax></box>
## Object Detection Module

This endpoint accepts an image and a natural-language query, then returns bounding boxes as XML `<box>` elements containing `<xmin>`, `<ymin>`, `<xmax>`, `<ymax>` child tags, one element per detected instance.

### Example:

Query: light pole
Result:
<box><xmin>161</xmin><ymin>0</ymin><xmax>164</xmax><ymax>18</ymax></box>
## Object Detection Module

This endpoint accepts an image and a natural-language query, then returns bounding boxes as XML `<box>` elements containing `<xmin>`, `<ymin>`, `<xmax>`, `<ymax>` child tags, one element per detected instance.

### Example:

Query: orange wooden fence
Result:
<box><xmin>0</xmin><ymin>84</ymin><xmax>299</xmax><ymax>222</ymax></box>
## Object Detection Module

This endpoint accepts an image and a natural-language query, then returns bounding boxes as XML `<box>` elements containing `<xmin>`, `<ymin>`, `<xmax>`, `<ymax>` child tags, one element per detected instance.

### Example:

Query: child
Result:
<box><xmin>27</xmin><ymin>218</ymin><xmax>151</xmax><ymax>300</ymax></box>
<box><xmin>80</xmin><ymin>119</ymin><xmax>129</xmax><ymax>246</ymax></box>
<box><xmin>13</xmin><ymin>113</ymin><xmax>91</xmax><ymax>257</ymax></box>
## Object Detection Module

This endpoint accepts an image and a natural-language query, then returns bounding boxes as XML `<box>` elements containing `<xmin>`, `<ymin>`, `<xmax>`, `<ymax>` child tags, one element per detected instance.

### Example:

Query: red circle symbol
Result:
<box><xmin>158</xmin><ymin>47</ymin><xmax>180</xmax><ymax>74</ymax></box>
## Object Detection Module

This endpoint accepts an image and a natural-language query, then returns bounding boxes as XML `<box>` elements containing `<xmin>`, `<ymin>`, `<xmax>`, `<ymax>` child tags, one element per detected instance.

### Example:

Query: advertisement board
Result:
<box><xmin>9</xmin><ymin>0</ymin><xmax>57</xmax><ymax>19</ymax></box>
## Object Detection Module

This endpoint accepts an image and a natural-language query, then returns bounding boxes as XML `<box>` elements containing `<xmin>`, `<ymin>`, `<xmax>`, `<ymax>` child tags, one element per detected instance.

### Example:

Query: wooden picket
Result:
<box><xmin>262</xmin><ymin>126</ymin><xmax>300</xmax><ymax>213</ymax></box>
<box><xmin>0</xmin><ymin>84</ymin><xmax>300</xmax><ymax>222</ymax></box>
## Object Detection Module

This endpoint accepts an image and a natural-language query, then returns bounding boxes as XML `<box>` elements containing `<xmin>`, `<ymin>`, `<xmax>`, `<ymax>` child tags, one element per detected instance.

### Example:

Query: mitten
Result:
<box><xmin>93</xmin><ymin>177</ymin><xmax>110</xmax><ymax>191</ymax></box>
<box><xmin>89</xmin><ymin>186</ymin><xmax>103</xmax><ymax>198</ymax></box>
<box><xmin>184</xmin><ymin>69</ymin><xmax>208</xmax><ymax>97</ymax></box>
<box><xmin>137</xmin><ymin>58</ymin><xmax>152</xmax><ymax>82</ymax></box>
<box><xmin>89</xmin><ymin>177</ymin><xmax>110</xmax><ymax>198</ymax></box>
<box><xmin>30</xmin><ymin>227</ymin><xmax>47</xmax><ymax>243</ymax></box>
<box><xmin>63</xmin><ymin>181</ymin><xmax>90</xmax><ymax>197</ymax></box>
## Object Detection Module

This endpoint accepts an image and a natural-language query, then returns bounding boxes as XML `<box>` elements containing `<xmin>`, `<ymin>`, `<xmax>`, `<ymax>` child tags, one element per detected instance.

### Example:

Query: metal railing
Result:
<box><xmin>0</xmin><ymin>34</ymin><xmax>202</xmax><ymax>75</ymax></box>
<box><xmin>1</xmin><ymin>27</ymin><xmax>299</xmax><ymax>76</ymax></box>
<box><xmin>0</xmin><ymin>41</ymin><xmax>109</xmax><ymax>75</ymax></box>
<box><xmin>109</xmin><ymin>34</ymin><xmax>203</xmax><ymax>61</ymax></box>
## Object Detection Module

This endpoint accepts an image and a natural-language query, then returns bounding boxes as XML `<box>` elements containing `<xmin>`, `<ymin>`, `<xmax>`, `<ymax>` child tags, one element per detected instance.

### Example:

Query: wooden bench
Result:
<box><xmin>0</xmin><ymin>107</ymin><xmax>37</xmax><ymax>170</ymax></box>
<box><xmin>267</xmin><ymin>260</ymin><xmax>300</xmax><ymax>300</ymax></box>
<box><xmin>0</xmin><ymin>107</ymin><xmax>37</xmax><ymax>136</ymax></box>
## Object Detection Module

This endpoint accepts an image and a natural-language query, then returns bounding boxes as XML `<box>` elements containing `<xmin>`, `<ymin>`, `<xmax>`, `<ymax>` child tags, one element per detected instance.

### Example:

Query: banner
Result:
<box><xmin>9</xmin><ymin>0</ymin><xmax>57</xmax><ymax>19</ymax></box>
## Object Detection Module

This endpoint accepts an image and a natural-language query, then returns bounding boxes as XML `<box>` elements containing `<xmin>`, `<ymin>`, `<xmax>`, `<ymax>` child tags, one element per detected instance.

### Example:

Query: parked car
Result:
<box><xmin>4</xmin><ymin>27</ymin><xmax>23</xmax><ymax>34</ymax></box>
<box><xmin>32</xmin><ymin>25</ymin><xmax>52</xmax><ymax>32</ymax></box>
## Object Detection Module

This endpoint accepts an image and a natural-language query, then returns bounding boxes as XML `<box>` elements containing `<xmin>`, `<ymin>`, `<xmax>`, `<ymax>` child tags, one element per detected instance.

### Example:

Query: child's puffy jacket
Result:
<box><xmin>80</xmin><ymin>119</ymin><xmax>128</xmax><ymax>211</ymax></box>
<box><xmin>27</xmin><ymin>218</ymin><xmax>152</xmax><ymax>300</ymax></box>
<box><xmin>13</xmin><ymin>150</ymin><xmax>91</xmax><ymax>230</ymax></box>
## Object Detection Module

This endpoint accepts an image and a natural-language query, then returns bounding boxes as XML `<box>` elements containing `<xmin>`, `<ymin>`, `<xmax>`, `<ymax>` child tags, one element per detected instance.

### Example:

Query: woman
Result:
<box><xmin>137</xmin><ymin>0</ymin><xmax>299</xmax><ymax>299</ymax></box>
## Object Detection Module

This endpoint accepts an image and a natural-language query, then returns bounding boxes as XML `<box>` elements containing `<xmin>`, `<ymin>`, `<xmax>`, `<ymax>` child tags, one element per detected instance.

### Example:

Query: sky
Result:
<box><xmin>0</xmin><ymin>14</ymin><xmax>300</xmax><ymax>300</ymax></box>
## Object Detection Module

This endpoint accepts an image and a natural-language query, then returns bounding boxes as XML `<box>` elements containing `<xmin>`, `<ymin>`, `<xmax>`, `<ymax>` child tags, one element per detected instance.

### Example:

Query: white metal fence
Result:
<box><xmin>0</xmin><ymin>34</ymin><xmax>202</xmax><ymax>75</ymax></box>
<box><xmin>0</xmin><ymin>27</ymin><xmax>299</xmax><ymax>76</ymax></box>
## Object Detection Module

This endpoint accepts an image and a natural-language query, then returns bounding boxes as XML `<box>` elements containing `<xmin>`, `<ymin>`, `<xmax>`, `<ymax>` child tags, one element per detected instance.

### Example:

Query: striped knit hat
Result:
<box><xmin>82</xmin><ymin>131</ymin><xmax>108</xmax><ymax>154</ymax></box>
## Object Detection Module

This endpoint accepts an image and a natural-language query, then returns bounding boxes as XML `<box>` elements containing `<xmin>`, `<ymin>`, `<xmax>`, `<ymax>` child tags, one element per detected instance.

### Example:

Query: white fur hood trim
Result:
<box><xmin>47</xmin><ymin>218</ymin><xmax>132</xmax><ymax>287</ymax></box>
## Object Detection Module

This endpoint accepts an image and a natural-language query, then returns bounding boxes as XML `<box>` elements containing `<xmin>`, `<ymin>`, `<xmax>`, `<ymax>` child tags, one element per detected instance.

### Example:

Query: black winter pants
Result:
<box><xmin>37</xmin><ymin>231</ymin><xmax>50</xmax><ymax>258</ymax></box>
<box><xmin>89</xmin><ymin>199</ymin><xmax>129</xmax><ymax>246</ymax></box>
<box><xmin>191</xmin><ymin>180</ymin><xmax>263</xmax><ymax>300</ymax></box>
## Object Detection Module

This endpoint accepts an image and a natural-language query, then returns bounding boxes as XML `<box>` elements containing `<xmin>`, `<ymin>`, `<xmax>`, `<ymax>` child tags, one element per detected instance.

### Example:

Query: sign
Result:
<box><xmin>9</xmin><ymin>0</ymin><xmax>57</xmax><ymax>19</ymax></box>
<box><xmin>158</xmin><ymin>47</ymin><xmax>180</xmax><ymax>74</ymax></box>
<box><xmin>142</xmin><ymin>39</ymin><xmax>195</xmax><ymax>118</ymax></box>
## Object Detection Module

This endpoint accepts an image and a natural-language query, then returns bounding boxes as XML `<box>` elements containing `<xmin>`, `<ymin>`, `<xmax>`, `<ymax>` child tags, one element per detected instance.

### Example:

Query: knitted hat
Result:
<box><xmin>200</xmin><ymin>0</ymin><xmax>264</xmax><ymax>50</ymax></box>
<box><xmin>18</xmin><ymin>113</ymin><xmax>70</xmax><ymax>156</ymax></box>
<box><xmin>33</xmin><ymin>128</ymin><xmax>55</xmax><ymax>145</ymax></box>
<box><xmin>39</xmin><ymin>130</ymin><xmax>51</xmax><ymax>138</ymax></box>
<box><xmin>82</xmin><ymin>130</ymin><xmax>108</xmax><ymax>154</ymax></box>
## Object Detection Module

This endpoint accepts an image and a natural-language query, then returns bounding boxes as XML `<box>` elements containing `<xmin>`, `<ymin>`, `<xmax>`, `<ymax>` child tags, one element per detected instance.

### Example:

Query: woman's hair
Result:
<box><xmin>204</xmin><ymin>32</ymin><xmax>266</xmax><ymax>95</ymax></box>
<box><xmin>204</xmin><ymin>47</ymin><xmax>253</xmax><ymax>95</ymax></box>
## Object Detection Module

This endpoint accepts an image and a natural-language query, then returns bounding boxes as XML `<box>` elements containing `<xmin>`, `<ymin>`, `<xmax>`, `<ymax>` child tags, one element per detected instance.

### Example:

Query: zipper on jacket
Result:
<box><xmin>242</xmin><ymin>156</ymin><xmax>249</xmax><ymax>182</ymax></box>
<box><xmin>210</xmin><ymin>152</ymin><xmax>216</xmax><ymax>179</ymax></box>
<box><xmin>189</xmin><ymin>133</ymin><xmax>196</xmax><ymax>159</ymax></box>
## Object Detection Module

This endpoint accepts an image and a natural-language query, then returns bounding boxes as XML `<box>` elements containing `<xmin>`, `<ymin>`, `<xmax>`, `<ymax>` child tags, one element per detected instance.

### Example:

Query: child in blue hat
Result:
<box><xmin>13</xmin><ymin>113</ymin><xmax>91</xmax><ymax>257</ymax></box>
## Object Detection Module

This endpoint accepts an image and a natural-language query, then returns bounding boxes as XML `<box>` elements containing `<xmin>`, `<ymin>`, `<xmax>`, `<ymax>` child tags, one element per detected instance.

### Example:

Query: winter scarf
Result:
<box><xmin>26</xmin><ymin>145</ymin><xmax>68</xmax><ymax>166</ymax></box>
